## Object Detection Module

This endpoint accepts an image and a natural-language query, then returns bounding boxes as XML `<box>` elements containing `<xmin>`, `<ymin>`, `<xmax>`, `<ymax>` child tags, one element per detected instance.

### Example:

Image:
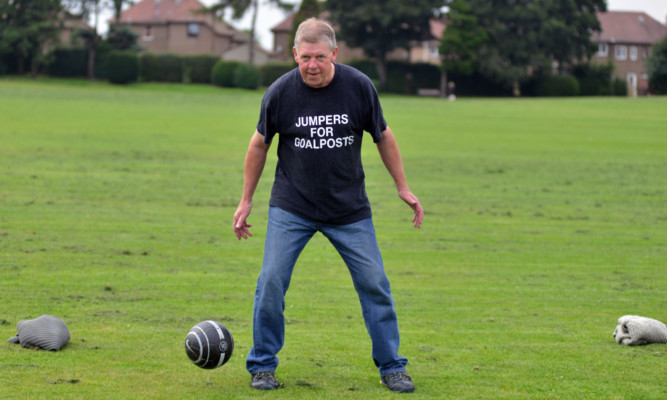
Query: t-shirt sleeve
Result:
<box><xmin>256</xmin><ymin>85</ymin><xmax>278</xmax><ymax>144</ymax></box>
<box><xmin>362</xmin><ymin>79</ymin><xmax>387</xmax><ymax>143</ymax></box>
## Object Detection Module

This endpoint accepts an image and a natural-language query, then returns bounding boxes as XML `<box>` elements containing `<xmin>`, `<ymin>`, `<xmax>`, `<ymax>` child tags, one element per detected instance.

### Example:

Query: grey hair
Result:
<box><xmin>293</xmin><ymin>17</ymin><xmax>337</xmax><ymax>52</ymax></box>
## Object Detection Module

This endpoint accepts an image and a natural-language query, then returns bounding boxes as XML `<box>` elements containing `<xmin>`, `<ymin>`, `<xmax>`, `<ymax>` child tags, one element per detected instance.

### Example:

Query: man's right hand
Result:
<box><xmin>233</xmin><ymin>201</ymin><xmax>253</xmax><ymax>240</ymax></box>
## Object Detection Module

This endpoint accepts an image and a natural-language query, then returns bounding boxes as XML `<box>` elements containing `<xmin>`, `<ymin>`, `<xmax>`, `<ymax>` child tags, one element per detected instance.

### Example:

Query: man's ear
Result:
<box><xmin>331</xmin><ymin>46</ymin><xmax>339</xmax><ymax>63</ymax></box>
<box><xmin>293</xmin><ymin>46</ymin><xmax>299</xmax><ymax>63</ymax></box>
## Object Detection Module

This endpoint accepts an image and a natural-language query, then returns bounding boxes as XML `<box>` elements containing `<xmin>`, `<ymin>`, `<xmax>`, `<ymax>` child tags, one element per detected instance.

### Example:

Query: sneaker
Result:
<box><xmin>250</xmin><ymin>371</ymin><xmax>279</xmax><ymax>390</ymax></box>
<box><xmin>381</xmin><ymin>371</ymin><xmax>415</xmax><ymax>393</ymax></box>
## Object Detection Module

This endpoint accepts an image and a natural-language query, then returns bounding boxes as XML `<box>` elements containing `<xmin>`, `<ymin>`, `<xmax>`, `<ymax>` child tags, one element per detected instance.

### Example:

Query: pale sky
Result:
<box><xmin>99</xmin><ymin>0</ymin><xmax>667</xmax><ymax>51</ymax></box>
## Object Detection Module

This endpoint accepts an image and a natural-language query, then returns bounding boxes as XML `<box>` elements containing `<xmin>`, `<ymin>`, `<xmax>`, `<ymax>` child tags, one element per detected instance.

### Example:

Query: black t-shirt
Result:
<box><xmin>256</xmin><ymin>63</ymin><xmax>387</xmax><ymax>224</ymax></box>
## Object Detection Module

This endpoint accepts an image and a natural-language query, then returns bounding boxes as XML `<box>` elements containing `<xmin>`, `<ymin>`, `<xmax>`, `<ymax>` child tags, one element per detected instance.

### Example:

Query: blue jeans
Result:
<box><xmin>246</xmin><ymin>207</ymin><xmax>408</xmax><ymax>377</ymax></box>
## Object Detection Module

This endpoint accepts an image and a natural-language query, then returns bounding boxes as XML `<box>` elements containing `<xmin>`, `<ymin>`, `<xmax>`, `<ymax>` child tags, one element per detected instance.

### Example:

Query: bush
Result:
<box><xmin>535</xmin><ymin>75</ymin><xmax>580</xmax><ymax>97</ymax></box>
<box><xmin>612</xmin><ymin>78</ymin><xmax>627</xmax><ymax>96</ymax></box>
<box><xmin>183</xmin><ymin>55</ymin><xmax>220</xmax><ymax>84</ymax></box>
<box><xmin>347</xmin><ymin>59</ymin><xmax>378</xmax><ymax>80</ymax></box>
<box><xmin>106</xmin><ymin>51</ymin><xmax>139</xmax><ymax>84</ymax></box>
<box><xmin>346</xmin><ymin>61</ymin><xmax>442</xmax><ymax>94</ymax></box>
<box><xmin>260</xmin><ymin>62</ymin><xmax>294</xmax><ymax>86</ymax></box>
<box><xmin>233</xmin><ymin>63</ymin><xmax>261</xmax><ymax>90</ymax></box>
<box><xmin>409</xmin><ymin>63</ymin><xmax>442</xmax><ymax>91</ymax></box>
<box><xmin>140</xmin><ymin>53</ymin><xmax>183</xmax><ymax>82</ymax></box>
<box><xmin>48</xmin><ymin>48</ymin><xmax>88</xmax><ymax>77</ymax></box>
<box><xmin>647</xmin><ymin>37</ymin><xmax>667</xmax><ymax>94</ymax></box>
<box><xmin>211</xmin><ymin>60</ymin><xmax>242</xmax><ymax>87</ymax></box>
<box><xmin>572</xmin><ymin>63</ymin><xmax>614</xmax><ymax>96</ymax></box>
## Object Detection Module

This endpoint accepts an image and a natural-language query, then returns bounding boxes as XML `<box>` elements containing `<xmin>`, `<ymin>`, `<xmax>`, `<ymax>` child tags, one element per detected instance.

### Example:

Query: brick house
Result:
<box><xmin>116</xmin><ymin>0</ymin><xmax>275</xmax><ymax>64</ymax></box>
<box><xmin>270</xmin><ymin>12</ymin><xmax>445</xmax><ymax>65</ymax></box>
<box><xmin>591</xmin><ymin>11</ymin><xmax>667</xmax><ymax>95</ymax></box>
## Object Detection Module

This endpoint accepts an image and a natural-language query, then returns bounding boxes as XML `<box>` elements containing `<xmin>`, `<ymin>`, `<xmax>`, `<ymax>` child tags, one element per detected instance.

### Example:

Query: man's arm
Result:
<box><xmin>233</xmin><ymin>131</ymin><xmax>271</xmax><ymax>239</ymax></box>
<box><xmin>376</xmin><ymin>127</ymin><xmax>424</xmax><ymax>228</ymax></box>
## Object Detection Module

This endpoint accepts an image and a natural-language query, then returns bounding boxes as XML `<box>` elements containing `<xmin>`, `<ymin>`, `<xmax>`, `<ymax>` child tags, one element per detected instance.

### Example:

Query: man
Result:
<box><xmin>233</xmin><ymin>18</ymin><xmax>424</xmax><ymax>393</ymax></box>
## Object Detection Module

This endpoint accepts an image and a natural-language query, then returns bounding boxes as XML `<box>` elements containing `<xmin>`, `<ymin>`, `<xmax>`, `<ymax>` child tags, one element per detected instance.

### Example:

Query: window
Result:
<box><xmin>187</xmin><ymin>23</ymin><xmax>199</xmax><ymax>37</ymax></box>
<box><xmin>143</xmin><ymin>25</ymin><xmax>153</xmax><ymax>41</ymax></box>
<box><xmin>597</xmin><ymin>42</ymin><xmax>608</xmax><ymax>57</ymax></box>
<box><xmin>630</xmin><ymin>46</ymin><xmax>638</xmax><ymax>61</ymax></box>
<box><xmin>615</xmin><ymin>45</ymin><xmax>627</xmax><ymax>60</ymax></box>
<box><xmin>429</xmin><ymin>45</ymin><xmax>439</xmax><ymax>58</ymax></box>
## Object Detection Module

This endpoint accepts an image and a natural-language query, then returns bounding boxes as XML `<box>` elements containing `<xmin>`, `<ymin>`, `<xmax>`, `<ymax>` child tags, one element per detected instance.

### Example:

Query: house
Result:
<box><xmin>270</xmin><ymin>13</ymin><xmax>445</xmax><ymax>65</ymax></box>
<box><xmin>591</xmin><ymin>11</ymin><xmax>667</xmax><ymax>95</ymax></box>
<box><xmin>115</xmin><ymin>0</ymin><xmax>274</xmax><ymax>64</ymax></box>
<box><xmin>59</xmin><ymin>11</ymin><xmax>93</xmax><ymax>47</ymax></box>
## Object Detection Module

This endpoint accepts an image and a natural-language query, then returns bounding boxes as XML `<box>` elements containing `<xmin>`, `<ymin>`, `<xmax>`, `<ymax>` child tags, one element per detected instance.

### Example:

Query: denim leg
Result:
<box><xmin>321</xmin><ymin>218</ymin><xmax>408</xmax><ymax>376</ymax></box>
<box><xmin>246</xmin><ymin>207</ymin><xmax>317</xmax><ymax>374</ymax></box>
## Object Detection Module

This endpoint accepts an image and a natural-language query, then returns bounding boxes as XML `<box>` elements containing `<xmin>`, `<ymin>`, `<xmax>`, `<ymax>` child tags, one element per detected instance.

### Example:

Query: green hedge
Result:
<box><xmin>48</xmin><ymin>48</ymin><xmax>88</xmax><ymax>77</ymax></box>
<box><xmin>183</xmin><ymin>55</ymin><xmax>220</xmax><ymax>84</ymax></box>
<box><xmin>260</xmin><ymin>62</ymin><xmax>294</xmax><ymax>86</ymax></box>
<box><xmin>140</xmin><ymin>53</ymin><xmax>183</xmax><ymax>82</ymax></box>
<box><xmin>107</xmin><ymin>51</ymin><xmax>139</xmax><ymax>84</ymax></box>
<box><xmin>572</xmin><ymin>63</ymin><xmax>615</xmax><ymax>95</ymax></box>
<box><xmin>612</xmin><ymin>78</ymin><xmax>627</xmax><ymax>96</ymax></box>
<box><xmin>211</xmin><ymin>60</ymin><xmax>243</xmax><ymax>87</ymax></box>
<box><xmin>536</xmin><ymin>75</ymin><xmax>580</xmax><ymax>97</ymax></box>
<box><xmin>346</xmin><ymin>60</ymin><xmax>441</xmax><ymax>94</ymax></box>
<box><xmin>233</xmin><ymin>63</ymin><xmax>261</xmax><ymax>90</ymax></box>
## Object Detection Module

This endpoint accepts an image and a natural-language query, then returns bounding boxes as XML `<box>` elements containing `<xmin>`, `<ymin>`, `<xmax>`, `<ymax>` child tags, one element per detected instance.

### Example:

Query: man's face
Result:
<box><xmin>293</xmin><ymin>40</ymin><xmax>338</xmax><ymax>88</ymax></box>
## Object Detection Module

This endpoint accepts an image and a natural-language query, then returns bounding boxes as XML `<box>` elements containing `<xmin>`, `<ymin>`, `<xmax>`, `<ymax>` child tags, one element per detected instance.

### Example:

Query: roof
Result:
<box><xmin>271</xmin><ymin>13</ymin><xmax>294</xmax><ymax>33</ymax></box>
<box><xmin>593</xmin><ymin>11</ymin><xmax>667</xmax><ymax>45</ymax></box>
<box><xmin>118</xmin><ymin>0</ymin><xmax>208</xmax><ymax>23</ymax></box>
<box><xmin>117</xmin><ymin>0</ymin><xmax>251</xmax><ymax>42</ymax></box>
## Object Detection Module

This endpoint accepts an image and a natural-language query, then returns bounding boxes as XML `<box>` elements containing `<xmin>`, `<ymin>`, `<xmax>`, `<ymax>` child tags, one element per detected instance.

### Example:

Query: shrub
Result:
<box><xmin>260</xmin><ymin>62</ymin><xmax>294</xmax><ymax>86</ymax></box>
<box><xmin>612</xmin><ymin>78</ymin><xmax>627</xmax><ymax>96</ymax></box>
<box><xmin>409</xmin><ymin>63</ymin><xmax>442</xmax><ymax>91</ymax></box>
<box><xmin>48</xmin><ymin>48</ymin><xmax>88</xmax><ymax>77</ymax></box>
<box><xmin>183</xmin><ymin>55</ymin><xmax>220</xmax><ymax>84</ymax></box>
<box><xmin>647</xmin><ymin>37</ymin><xmax>667</xmax><ymax>94</ymax></box>
<box><xmin>211</xmin><ymin>60</ymin><xmax>242</xmax><ymax>87</ymax></box>
<box><xmin>535</xmin><ymin>75</ymin><xmax>580</xmax><ymax>97</ymax></box>
<box><xmin>385</xmin><ymin>61</ymin><xmax>411</xmax><ymax>94</ymax></box>
<box><xmin>233</xmin><ymin>63</ymin><xmax>261</xmax><ymax>90</ymax></box>
<box><xmin>347</xmin><ymin>59</ymin><xmax>378</xmax><ymax>80</ymax></box>
<box><xmin>572</xmin><ymin>63</ymin><xmax>614</xmax><ymax>96</ymax></box>
<box><xmin>106</xmin><ymin>51</ymin><xmax>139</xmax><ymax>84</ymax></box>
<box><xmin>140</xmin><ymin>53</ymin><xmax>183</xmax><ymax>82</ymax></box>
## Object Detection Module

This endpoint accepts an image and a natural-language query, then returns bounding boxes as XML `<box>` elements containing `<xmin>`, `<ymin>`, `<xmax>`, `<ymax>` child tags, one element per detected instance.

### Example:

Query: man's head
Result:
<box><xmin>293</xmin><ymin>18</ymin><xmax>338</xmax><ymax>88</ymax></box>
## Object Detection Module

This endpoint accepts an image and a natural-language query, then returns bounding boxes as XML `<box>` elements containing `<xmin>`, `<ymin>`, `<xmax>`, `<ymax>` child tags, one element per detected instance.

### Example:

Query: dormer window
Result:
<box><xmin>187</xmin><ymin>23</ymin><xmax>199</xmax><ymax>37</ymax></box>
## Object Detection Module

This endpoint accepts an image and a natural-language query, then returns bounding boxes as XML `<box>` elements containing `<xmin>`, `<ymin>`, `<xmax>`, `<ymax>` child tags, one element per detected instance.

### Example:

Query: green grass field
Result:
<box><xmin>0</xmin><ymin>77</ymin><xmax>665</xmax><ymax>399</ymax></box>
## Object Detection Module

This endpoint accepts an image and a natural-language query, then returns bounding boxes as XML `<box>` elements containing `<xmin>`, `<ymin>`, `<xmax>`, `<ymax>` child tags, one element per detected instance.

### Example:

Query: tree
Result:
<box><xmin>62</xmin><ymin>0</ymin><xmax>103</xmax><ymax>80</ymax></box>
<box><xmin>441</xmin><ymin>0</ymin><xmax>604</xmax><ymax>95</ymax></box>
<box><xmin>288</xmin><ymin>0</ymin><xmax>320</xmax><ymax>59</ymax></box>
<box><xmin>106</xmin><ymin>24</ymin><xmax>140</xmax><ymax>51</ymax></box>
<box><xmin>440</xmin><ymin>0</ymin><xmax>487</xmax><ymax>76</ymax></box>
<box><xmin>0</xmin><ymin>0</ymin><xmax>63</xmax><ymax>77</ymax></box>
<box><xmin>646</xmin><ymin>37</ymin><xmax>667</xmax><ymax>94</ymax></box>
<box><xmin>542</xmin><ymin>0</ymin><xmax>606</xmax><ymax>73</ymax></box>
<box><xmin>207</xmin><ymin>0</ymin><xmax>294</xmax><ymax>65</ymax></box>
<box><xmin>111</xmin><ymin>0</ymin><xmax>131</xmax><ymax>23</ymax></box>
<box><xmin>326</xmin><ymin>0</ymin><xmax>446</xmax><ymax>90</ymax></box>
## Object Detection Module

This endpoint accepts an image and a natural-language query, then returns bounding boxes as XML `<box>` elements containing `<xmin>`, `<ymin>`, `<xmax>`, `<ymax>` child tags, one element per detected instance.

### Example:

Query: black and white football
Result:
<box><xmin>185</xmin><ymin>320</ymin><xmax>234</xmax><ymax>369</ymax></box>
